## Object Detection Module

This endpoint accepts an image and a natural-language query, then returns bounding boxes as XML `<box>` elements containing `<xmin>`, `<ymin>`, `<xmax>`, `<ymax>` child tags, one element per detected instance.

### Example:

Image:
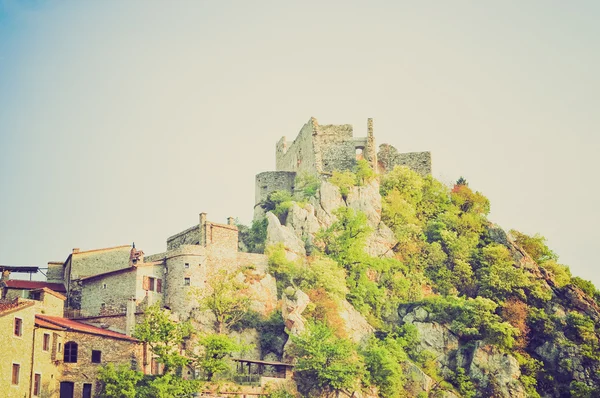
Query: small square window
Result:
<box><xmin>184</xmin><ymin>263</ymin><xmax>190</xmax><ymax>268</ymax></box>
<box><xmin>184</xmin><ymin>278</ymin><xmax>190</xmax><ymax>286</ymax></box>
<box><xmin>43</xmin><ymin>333</ymin><xmax>50</xmax><ymax>351</ymax></box>
<box><xmin>91</xmin><ymin>350</ymin><xmax>102</xmax><ymax>364</ymax></box>
<box><xmin>14</xmin><ymin>318</ymin><xmax>22</xmax><ymax>337</ymax></box>
<box><xmin>12</xmin><ymin>363</ymin><xmax>20</xmax><ymax>385</ymax></box>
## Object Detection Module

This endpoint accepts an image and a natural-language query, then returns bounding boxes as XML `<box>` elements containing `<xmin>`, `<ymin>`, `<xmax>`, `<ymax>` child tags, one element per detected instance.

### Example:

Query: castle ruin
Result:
<box><xmin>255</xmin><ymin>116</ymin><xmax>431</xmax><ymax>210</ymax></box>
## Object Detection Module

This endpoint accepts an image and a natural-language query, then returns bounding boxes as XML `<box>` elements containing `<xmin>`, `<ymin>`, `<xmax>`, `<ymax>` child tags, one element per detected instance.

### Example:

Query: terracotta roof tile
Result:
<box><xmin>35</xmin><ymin>317</ymin><xmax>66</xmax><ymax>331</ymax></box>
<box><xmin>35</xmin><ymin>315</ymin><xmax>139</xmax><ymax>342</ymax></box>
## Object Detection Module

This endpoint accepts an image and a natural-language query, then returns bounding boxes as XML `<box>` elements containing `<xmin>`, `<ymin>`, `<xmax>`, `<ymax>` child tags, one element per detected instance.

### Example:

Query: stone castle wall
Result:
<box><xmin>276</xmin><ymin>118</ymin><xmax>319</xmax><ymax>175</ymax></box>
<box><xmin>378</xmin><ymin>143</ymin><xmax>431</xmax><ymax>176</ymax></box>
<box><xmin>317</xmin><ymin>123</ymin><xmax>356</xmax><ymax>173</ymax></box>
<box><xmin>255</xmin><ymin>171</ymin><xmax>297</xmax><ymax>205</ymax></box>
<box><xmin>167</xmin><ymin>225</ymin><xmax>200</xmax><ymax>251</ymax></box>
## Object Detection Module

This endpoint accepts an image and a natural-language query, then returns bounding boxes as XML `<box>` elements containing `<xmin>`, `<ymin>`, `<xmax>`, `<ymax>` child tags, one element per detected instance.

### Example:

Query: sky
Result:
<box><xmin>0</xmin><ymin>1</ymin><xmax>598</xmax><ymax>286</ymax></box>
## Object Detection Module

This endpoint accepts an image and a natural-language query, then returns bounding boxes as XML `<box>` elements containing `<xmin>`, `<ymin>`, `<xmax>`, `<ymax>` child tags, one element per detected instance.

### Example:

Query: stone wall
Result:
<box><xmin>167</xmin><ymin>225</ymin><xmax>200</xmax><ymax>251</ymax></box>
<box><xmin>276</xmin><ymin>118</ymin><xmax>319</xmax><ymax>175</ymax></box>
<box><xmin>164</xmin><ymin>245</ymin><xmax>208</xmax><ymax>318</ymax></box>
<box><xmin>378</xmin><ymin>143</ymin><xmax>432</xmax><ymax>176</ymax></box>
<box><xmin>58</xmin><ymin>331</ymin><xmax>143</xmax><ymax>398</ymax></box>
<box><xmin>80</xmin><ymin>270</ymin><xmax>136</xmax><ymax>317</ymax></box>
<box><xmin>316</xmin><ymin>123</ymin><xmax>356</xmax><ymax>173</ymax></box>
<box><xmin>46</xmin><ymin>262</ymin><xmax>64</xmax><ymax>283</ymax></box>
<box><xmin>255</xmin><ymin>171</ymin><xmax>297</xmax><ymax>205</ymax></box>
<box><xmin>70</xmin><ymin>246</ymin><xmax>131</xmax><ymax>280</ymax></box>
<box><xmin>205</xmin><ymin>222</ymin><xmax>239</xmax><ymax>254</ymax></box>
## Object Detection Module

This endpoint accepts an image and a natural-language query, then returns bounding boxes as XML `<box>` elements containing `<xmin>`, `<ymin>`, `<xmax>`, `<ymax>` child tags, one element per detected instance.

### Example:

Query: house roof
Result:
<box><xmin>77</xmin><ymin>266</ymin><xmax>136</xmax><ymax>282</ymax></box>
<box><xmin>30</xmin><ymin>287</ymin><xmax>67</xmax><ymax>301</ymax></box>
<box><xmin>73</xmin><ymin>245</ymin><xmax>131</xmax><ymax>256</ymax></box>
<box><xmin>35</xmin><ymin>317</ymin><xmax>66</xmax><ymax>331</ymax></box>
<box><xmin>0</xmin><ymin>298</ymin><xmax>35</xmax><ymax>317</ymax></box>
<box><xmin>35</xmin><ymin>315</ymin><xmax>139</xmax><ymax>342</ymax></box>
<box><xmin>6</xmin><ymin>280</ymin><xmax>67</xmax><ymax>293</ymax></box>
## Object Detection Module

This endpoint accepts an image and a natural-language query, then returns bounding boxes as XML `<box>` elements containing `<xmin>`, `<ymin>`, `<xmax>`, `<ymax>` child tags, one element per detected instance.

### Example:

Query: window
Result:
<box><xmin>149</xmin><ymin>277</ymin><xmax>155</xmax><ymax>291</ymax></box>
<box><xmin>14</xmin><ymin>318</ymin><xmax>22</xmax><ymax>337</ymax></box>
<box><xmin>102</xmin><ymin>283</ymin><xmax>107</xmax><ymax>289</ymax></box>
<box><xmin>184</xmin><ymin>263</ymin><xmax>190</xmax><ymax>268</ymax></box>
<box><xmin>184</xmin><ymin>278</ymin><xmax>190</xmax><ymax>286</ymax></box>
<box><xmin>43</xmin><ymin>333</ymin><xmax>50</xmax><ymax>351</ymax></box>
<box><xmin>58</xmin><ymin>342</ymin><xmax>62</xmax><ymax>352</ymax></box>
<box><xmin>64</xmin><ymin>342</ymin><xmax>78</xmax><ymax>363</ymax></box>
<box><xmin>29</xmin><ymin>291</ymin><xmax>41</xmax><ymax>300</ymax></box>
<box><xmin>33</xmin><ymin>373</ymin><xmax>41</xmax><ymax>396</ymax></box>
<box><xmin>11</xmin><ymin>364</ymin><xmax>20</xmax><ymax>385</ymax></box>
<box><xmin>156</xmin><ymin>278</ymin><xmax>162</xmax><ymax>293</ymax></box>
<box><xmin>91</xmin><ymin>350</ymin><xmax>102</xmax><ymax>363</ymax></box>
<box><xmin>82</xmin><ymin>383</ymin><xmax>92</xmax><ymax>398</ymax></box>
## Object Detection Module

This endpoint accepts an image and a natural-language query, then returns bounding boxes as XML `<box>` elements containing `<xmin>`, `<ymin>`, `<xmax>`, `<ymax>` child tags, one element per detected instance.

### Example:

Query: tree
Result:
<box><xmin>290</xmin><ymin>321</ymin><xmax>365</xmax><ymax>396</ymax></box>
<box><xmin>133</xmin><ymin>303</ymin><xmax>192</xmax><ymax>374</ymax></box>
<box><xmin>194</xmin><ymin>333</ymin><xmax>244</xmax><ymax>381</ymax></box>
<box><xmin>98</xmin><ymin>364</ymin><xmax>143</xmax><ymax>398</ymax></box>
<box><xmin>197</xmin><ymin>269</ymin><xmax>252</xmax><ymax>334</ymax></box>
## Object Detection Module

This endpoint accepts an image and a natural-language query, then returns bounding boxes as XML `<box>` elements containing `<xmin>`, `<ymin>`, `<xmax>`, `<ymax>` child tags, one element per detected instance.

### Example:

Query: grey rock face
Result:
<box><xmin>265</xmin><ymin>212</ymin><xmax>306</xmax><ymax>260</ymax></box>
<box><xmin>338</xmin><ymin>299</ymin><xmax>375</xmax><ymax>343</ymax></box>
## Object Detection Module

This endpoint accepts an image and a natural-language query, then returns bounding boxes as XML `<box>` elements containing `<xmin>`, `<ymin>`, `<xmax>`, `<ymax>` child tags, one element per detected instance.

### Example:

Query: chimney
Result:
<box><xmin>125</xmin><ymin>298</ymin><xmax>137</xmax><ymax>336</ymax></box>
<box><xmin>227</xmin><ymin>217</ymin><xmax>235</xmax><ymax>226</ymax></box>
<box><xmin>72</xmin><ymin>248</ymin><xmax>80</xmax><ymax>254</ymax></box>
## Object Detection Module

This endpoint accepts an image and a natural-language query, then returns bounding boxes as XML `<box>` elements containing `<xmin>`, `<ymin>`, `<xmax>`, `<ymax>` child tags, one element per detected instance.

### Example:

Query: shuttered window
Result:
<box><xmin>157</xmin><ymin>279</ymin><xmax>162</xmax><ymax>293</ymax></box>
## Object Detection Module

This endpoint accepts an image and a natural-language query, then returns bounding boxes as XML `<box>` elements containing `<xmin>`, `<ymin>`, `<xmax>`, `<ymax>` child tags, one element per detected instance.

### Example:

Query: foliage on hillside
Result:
<box><xmin>271</xmin><ymin>164</ymin><xmax>600</xmax><ymax>397</ymax></box>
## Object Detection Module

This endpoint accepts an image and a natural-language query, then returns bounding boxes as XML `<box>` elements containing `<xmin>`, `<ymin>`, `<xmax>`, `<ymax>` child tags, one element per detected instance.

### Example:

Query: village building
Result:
<box><xmin>0</xmin><ymin>286</ymin><xmax>143</xmax><ymax>398</ymax></box>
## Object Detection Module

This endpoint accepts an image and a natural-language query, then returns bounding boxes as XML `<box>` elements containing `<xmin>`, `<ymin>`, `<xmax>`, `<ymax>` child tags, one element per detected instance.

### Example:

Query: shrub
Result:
<box><xmin>330</xmin><ymin>170</ymin><xmax>357</xmax><ymax>199</ymax></box>
<box><xmin>355</xmin><ymin>159</ymin><xmax>375</xmax><ymax>185</ymax></box>
<box><xmin>290</xmin><ymin>321</ymin><xmax>365</xmax><ymax>396</ymax></box>
<box><xmin>295</xmin><ymin>172</ymin><xmax>320</xmax><ymax>199</ymax></box>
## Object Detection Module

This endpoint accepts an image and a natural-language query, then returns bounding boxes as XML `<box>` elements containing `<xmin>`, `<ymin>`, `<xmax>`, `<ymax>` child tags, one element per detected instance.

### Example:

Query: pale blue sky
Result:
<box><xmin>1</xmin><ymin>1</ymin><xmax>599</xmax><ymax>286</ymax></box>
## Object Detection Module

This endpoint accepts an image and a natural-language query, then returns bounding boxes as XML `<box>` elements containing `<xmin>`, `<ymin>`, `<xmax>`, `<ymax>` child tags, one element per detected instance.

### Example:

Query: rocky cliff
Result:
<box><xmin>244</xmin><ymin>165</ymin><xmax>600</xmax><ymax>398</ymax></box>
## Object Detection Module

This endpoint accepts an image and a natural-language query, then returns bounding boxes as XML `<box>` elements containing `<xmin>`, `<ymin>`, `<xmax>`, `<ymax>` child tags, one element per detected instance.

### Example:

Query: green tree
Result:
<box><xmin>355</xmin><ymin>159</ymin><xmax>375</xmax><ymax>185</ymax></box>
<box><xmin>330</xmin><ymin>170</ymin><xmax>357</xmax><ymax>199</ymax></box>
<box><xmin>509</xmin><ymin>230</ymin><xmax>557</xmax><ymax>264</ymax></box>
<box><xmin>197</xmin><ymin>269</ymin><xmax>252</xmax><ymax>333</ymax></box>
<box><xmin>291</xmin><ymin>321</ymin><xmax>365</xmax><ymax>396</ymax></box>
<box><xmin>137</xmin><ymin>374</ymin><xmax>199</xmax><ymax>398</ymax></box>
<box><xmin>194</xmin><ymin>333</ymin><xmax>244</xmax><ymax>381</ymax></box>
<box><xmin>361</xmin><ymin>337</ymin><xmax>406</xmax><ymax>398</ymax></box>
<box><xmin>133</xmin><ymin>303</ymin><xmax>192</xmax><ymax>374</ymax></box>
<box><xmin>98</xmin><ymin>364</ymin><xmax>143</xmax><ymax>398</ymax></box>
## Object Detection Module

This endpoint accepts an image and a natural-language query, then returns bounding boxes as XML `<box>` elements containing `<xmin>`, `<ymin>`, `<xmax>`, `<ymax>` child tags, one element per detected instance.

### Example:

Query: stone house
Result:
<box><xmin>0</xmin><ymin>287</ymin><xmax>143</xmax><ymax>398</ymax></box>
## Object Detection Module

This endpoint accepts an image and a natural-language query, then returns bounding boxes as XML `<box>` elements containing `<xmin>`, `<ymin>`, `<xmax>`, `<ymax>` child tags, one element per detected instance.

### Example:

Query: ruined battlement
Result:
<box><xmin>275</xmin><ymin>117</ymin><xmax>377</xmax><ymax>176</ymax></box>
<box><xmin>257</xmin><ymin>117</ymin><xmax>431</xmax><ymax>207</ymax></box>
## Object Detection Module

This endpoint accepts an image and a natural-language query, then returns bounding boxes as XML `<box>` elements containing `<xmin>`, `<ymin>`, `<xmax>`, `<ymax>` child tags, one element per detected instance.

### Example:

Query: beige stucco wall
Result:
<box><xmin>0</xmin><ymin>303</ymin><xmax>36</xmax><ymax>398</ymax></box>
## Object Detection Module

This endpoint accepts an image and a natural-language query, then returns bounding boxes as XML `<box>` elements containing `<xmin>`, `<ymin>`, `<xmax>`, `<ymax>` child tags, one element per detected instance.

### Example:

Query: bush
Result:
<box><xmin>295</xmin><ymin>172</ymin><xmax>320</xmax><ymax>199</ymax></box>
<box><xmin>238</xmin><ymin>218</ymin><xmax>268</xmax><ymax>253</ymax></box>
<box><xmin>330</xmin><ymin>170</ymin><xmax>357</xmax><ymax>199</ymax></box>
<box><xmin>355</xmin><ymin>159</ymin><xmax>375</xmax><ymax>185</ymax></box>
<box><xmin>290</xmin><ymin>321</ymin><xmax>365</xmax><ymax>395</ymax></box>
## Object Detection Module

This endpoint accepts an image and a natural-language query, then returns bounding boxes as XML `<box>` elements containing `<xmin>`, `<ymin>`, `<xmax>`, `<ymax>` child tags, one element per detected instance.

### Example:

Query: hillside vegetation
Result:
<box><xmin>257</xmin><ymin>163</ymin><xmax>600</xmax><ymax>398</ymax></box>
